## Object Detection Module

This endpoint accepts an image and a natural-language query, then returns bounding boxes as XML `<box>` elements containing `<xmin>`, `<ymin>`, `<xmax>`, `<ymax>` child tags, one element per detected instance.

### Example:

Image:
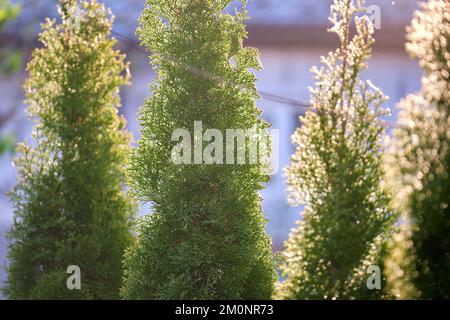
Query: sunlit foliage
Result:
<box><xmin>384</xmin><ymin>0</ymin><xmax>450</xmax><ymax>299</ymax></box>
<box><xmin>277</xmin><ymin>0</ymin><xmax>394</xmax><ymax>300</ymax></box>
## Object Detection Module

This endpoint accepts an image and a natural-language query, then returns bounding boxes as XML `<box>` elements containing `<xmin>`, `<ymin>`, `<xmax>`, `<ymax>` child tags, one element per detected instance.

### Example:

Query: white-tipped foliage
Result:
<box><xmin>278</xmin><ymin>0</ymin><xmax>393</xmax><ymax>300</ymax></box>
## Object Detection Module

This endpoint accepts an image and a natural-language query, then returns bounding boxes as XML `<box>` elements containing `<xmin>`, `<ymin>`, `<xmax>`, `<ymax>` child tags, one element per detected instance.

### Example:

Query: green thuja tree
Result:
<box><xmin>384</xmin><ymin>0</ymin><xmax>450</xmax><ymax>299</ymax></box>
<box><xmin>2</xmin><ymin>0</ymin><xmax>134</xmax><ymax>299</ymax></box>
<box><xmin>277</xmin><ymin>0</ymin><xmax>394</xmax><ymax>300</ymax></box>
<box><xmin>121</xmin><ymin>0</ymin><xmax>275</xmax><ymax>300</ymax></box>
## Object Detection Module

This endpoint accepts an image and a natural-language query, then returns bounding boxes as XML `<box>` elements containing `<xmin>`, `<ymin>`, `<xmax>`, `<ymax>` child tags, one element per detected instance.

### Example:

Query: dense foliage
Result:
<box><xmin>277</xmin><ymin>0</ymin><xmax>394</xmax><ymax>300</ymax></box>
<box><xmin>384</xmin><ymin>0</ymin><xmax>450</xmax><ymax>299</ymax></box>
<box><xmin>121</xmin><ymin>0</ymin><xmax>276</xmax><ymax>300</ymax></box>
<box><xmin>3</xmin><ymin>0</ymin><xmax>134</xmax><ymax>299</ymax></box>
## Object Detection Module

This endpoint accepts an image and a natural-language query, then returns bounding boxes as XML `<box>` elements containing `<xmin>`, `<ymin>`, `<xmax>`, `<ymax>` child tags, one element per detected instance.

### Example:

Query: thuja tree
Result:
<box><xmin>2</xmin><ymin>0</ymin><xmax>134</xmax><ymax>299</ymax></box>
<box><xmin>276</xmin><ymin>0</ymin><xmax>394</xmax><ymax>300</ymax></box>
<box><xmin>384</xmin><ymin>0</ymin><xmax>450</xmax><ymax>299</ymax></box>
<box><xmin>121</xmin><ymin>0</ymin><xmax>275</xmax><ymax>300</ymax></box>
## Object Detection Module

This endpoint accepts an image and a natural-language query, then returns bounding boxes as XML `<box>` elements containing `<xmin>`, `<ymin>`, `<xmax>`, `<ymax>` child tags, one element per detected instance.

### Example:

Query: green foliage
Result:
<box><xmin>2</xmin><ymin>0</ymin><xmax>134</xmax><ymax>299</ymax></box>
<box><xmin>384</xmin><ymin>0</ymin><xmax>450</xmax><ymax>299</ymax></box>
<box><xmin>0</xmin><ymin>49</ymin><xmax>22</xmax><ymax>75</ymax></box>
<box><xmin>277</xmin><ymin>0</ymin><xmax>394</xmax><ymax>300</ymax></box>
<box><xmin>121</xmin><ymin>0</ymin><xmax>275</xmax><ymax>300</ymax></box>
<box><xmin>0</xmin><ymin>0</ymin><xmax>21</xmax><ymax>154</ymax></box>
<box><xmin>0</xmin><ymin>0</ymin><xmax>20</xmax><ymax>29</ymax></box>
<box><xmin>0</xmin><ymin>133</ymin><xmax>15</xmax><ymax>154</ymax></box>
<box><xmin>0</xmin><ymin>0</ymin><xmax>22</xmax><ymax>76</ymax></box>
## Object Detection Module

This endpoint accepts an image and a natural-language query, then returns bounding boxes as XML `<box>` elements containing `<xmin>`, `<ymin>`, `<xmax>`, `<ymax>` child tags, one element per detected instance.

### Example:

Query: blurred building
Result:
<box><xmin>0</xmin><ymin>0</ymin><xmax>423</xmax><ymax>293</ymax></box>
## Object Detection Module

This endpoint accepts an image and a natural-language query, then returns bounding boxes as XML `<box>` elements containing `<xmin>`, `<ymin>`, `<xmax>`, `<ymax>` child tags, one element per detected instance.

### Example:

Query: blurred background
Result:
<box><xmin>0</xmin><ymin>0</ymin><xmax>424</xmax><ymax>295</ymax></box>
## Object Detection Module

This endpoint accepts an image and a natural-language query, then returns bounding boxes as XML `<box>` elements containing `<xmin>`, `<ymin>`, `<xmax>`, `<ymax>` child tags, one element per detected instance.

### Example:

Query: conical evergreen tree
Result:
<box><xmin>384</xmin><ymin>0</ymin><xmax>450</xmax><ymax>299</ymax></box>
<box><xmin>277</xmin><ymin>0</ymin><xmax>394</xmax><ymax>300</ymax></box>
<box><xmin>2</xmin><ymin>0</ymin><xmax>134</xmax><ymax>299</ymax></box>
<box><xmin>121</xmin><ymin>0</ymin><xmax>275</xmax><ymax>300</ymax></box>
